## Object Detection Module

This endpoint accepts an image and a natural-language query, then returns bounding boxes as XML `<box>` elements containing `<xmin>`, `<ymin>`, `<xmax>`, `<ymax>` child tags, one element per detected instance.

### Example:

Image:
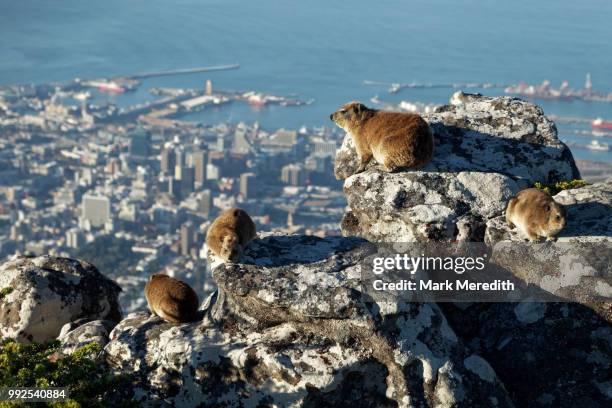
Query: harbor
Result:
<box><xmin>365</xmin><ymin>73</ymin><xmax>612</xmax><ymax>104</ymax></box>
<box><xmin>504</xmin><ymin>73</ymin><xmax>612</xmax><ymax>103</ymax></box>
<box><xmin>11</xmin><ymin>64</ymin><xmax>315</xmax><ymax>127</ymax></box>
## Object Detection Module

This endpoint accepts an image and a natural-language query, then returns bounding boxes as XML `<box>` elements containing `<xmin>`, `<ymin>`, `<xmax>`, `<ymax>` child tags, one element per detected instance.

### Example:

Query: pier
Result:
<box><xmin>129</xmin><ymin>64</ymin><xmax>240</xmax><ymax>80</ymax></box>
<box><xmin>364</xmin><ymin>80</ymin><xmax>511</xmax><ymax>94</ymax></box>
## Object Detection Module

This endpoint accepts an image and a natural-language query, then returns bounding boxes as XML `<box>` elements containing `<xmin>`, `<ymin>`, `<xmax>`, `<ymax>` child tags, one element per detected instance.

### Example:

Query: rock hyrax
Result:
<box><xmin>330</xmin><ymin>101</ymin><xmax>434</xmax><ymax>173</ymax></box>
<box><xmin>145</xmin><ymin>274</ymin><xmax>199</xmax><ymax>323</ymax></box>
<box><xmin>506</xmin><ymin>188</ymin><xmax>567</xmax><ymax>241</ymax></box>
<box><xmin>206</xmin><ymin>208</ymin><xmax>256</xmax><ymax>262</ymax></box>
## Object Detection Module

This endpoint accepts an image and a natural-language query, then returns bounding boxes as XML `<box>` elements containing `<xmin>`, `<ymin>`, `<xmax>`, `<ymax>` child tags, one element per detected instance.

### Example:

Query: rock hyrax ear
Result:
<box><xmin>349</xmin><ymin>102</ymin><xmax>366</xmax><ymax>114</ymax></box>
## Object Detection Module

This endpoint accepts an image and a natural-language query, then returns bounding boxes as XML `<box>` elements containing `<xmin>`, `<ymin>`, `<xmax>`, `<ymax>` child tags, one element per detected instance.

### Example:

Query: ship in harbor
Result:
<box><xmin>586</xmin><ymin>140</ymin><xmax>610</xmax><ymax>152</ymax></box>
<box><xmin>77</xmin><ymin>77</ymin><xmax>139</xmax><ymax>94</ymax></box>
<box><xmin>86</xmin><ymin>80</ymin><xmax>125</xmax><ymax>94</ymax></box>
<box><xmin>592</xmin><ymin>118</ymin><xmax>612</xmax><ymax>130</ymax></box>
<box><xmin>505</xmin><ymin>73</ymin><xmax>612</xmax><ymax>103</ymax></box>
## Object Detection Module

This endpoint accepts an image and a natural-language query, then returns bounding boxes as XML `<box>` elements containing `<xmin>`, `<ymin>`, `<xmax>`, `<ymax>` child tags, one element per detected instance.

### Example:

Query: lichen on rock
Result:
<box><xmin>336</xmin><ymin>93</ymin><xmax>580</xmax><ymax>242</ymax></box>
<box><xmin>103</xmin><ymin>235</ymin><xmax>513</xmax><ymax>407</ymax></box>
<box><xmin>0</xmin><ymin>255</ymin><xmax>122</xmax><ymax>343</ymax></box>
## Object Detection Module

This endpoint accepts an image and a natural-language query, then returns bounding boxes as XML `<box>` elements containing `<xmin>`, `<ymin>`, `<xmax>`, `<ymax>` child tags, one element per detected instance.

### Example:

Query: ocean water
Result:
<box><xmin>1</xmin><ymin>0</ymin><xmax>611</xmax><ymax>162</ymax></box>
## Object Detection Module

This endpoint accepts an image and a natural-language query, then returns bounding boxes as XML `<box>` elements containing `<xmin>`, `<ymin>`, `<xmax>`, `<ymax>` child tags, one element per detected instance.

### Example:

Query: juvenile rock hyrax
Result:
<box><xmin>506</xmin><ymin>188</ymin><xmax>567</xmax><ymax>241</ymax></box>
<box><xmin>145</xmin><ymin>274</ymin><xmax>199</xmax><ymax>323</ymax></box>
<box><xmin>206</xmin><ymin>208</ymin><xmax>256</xmax><ymax>262</ymax></box>
<box><xmin>330</xmin><ymin>101</ymin><xmax>434</xmax><ymax>173</ymax></box>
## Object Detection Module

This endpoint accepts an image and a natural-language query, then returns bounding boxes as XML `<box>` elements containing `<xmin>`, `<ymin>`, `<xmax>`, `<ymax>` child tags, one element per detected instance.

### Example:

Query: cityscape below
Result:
<box><xmin>0</xmin><ymin>71</ymin><xmax>346</xmax><ymax>311</ymax></box>
<box><xmin>1</xmin><ymin>64</ymin><xmax>612</xmax><ymax>312</ymax></box>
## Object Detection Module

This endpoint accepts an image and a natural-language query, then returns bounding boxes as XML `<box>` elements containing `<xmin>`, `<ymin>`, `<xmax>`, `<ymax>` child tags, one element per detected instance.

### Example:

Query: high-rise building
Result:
<box><xmin>180</xmin><ymin>222</ymin><xmax>194</xmax><ymax>257</ymax></box>
<box><xmin>192</xmin><ymin>149</ymin><xmax>208</xmax><ymax>186</ymax></box>
<box><xmin>81</xmin><ymin>194</ymin><xmax>111</xmax><ymax>228</ymax></box>
<box><xmin>207</xmin><ymin>164</ymin><xmax>219</xmax><ymax>180</ymax></box>
<box><xmin>168</xmin><ymin>177</ymin><xmax>181</xmax><ymax>200</ymax></box>
<box><xmin>312</xmin><ymin>138</ymin><xmax>337</xmax><ymax>156</ymax></box>
<box><xmin>66</xmin><ymin>228</ymin><xmax>85</xmax><ymax>249</ymax></box>
<box><xmin>216</xmin><ymin>135</ymin><xmax>225</xmax><ymax>152</ymax></box>
<box><xmin>179</xmin><ymin>166</ymin><xmax>195</xmax><ymax>196</ymax></box>
<box><xmin>281</xmin><ymin>164</ymin><xmax>305</xmax><ymax>186</ymax></box>
<box><xmin>106</xmin><ymin>157</ymin><xmax>122</xmax><ymax>176</ymax></box>
<box><xmin>160</xmin><ymin>146</ymin><xmax>176</xmax><ymax>175</ymax></box>
<box><xmin>198</xmin><ymin>189</ymin><xmax>212</xmax><ymax>216</ymax></box>
<box><xmin>174</xmin><ymin>147</ymin><xmax>185</xmax><ymax>179</ymax></box>
<box><xmin>305</xmin><ymin>154</ymin><xmax>332</xmax><ymax>173</ymax></box>
<box><xmin>239</xmin><ymin>173</ymin><xmax>256</xmax><ymax>199</ymax></box>
<box><xmin>9</xmin><ymin>223</ymin><xmax>21</xmax><ymax>241</ymax></box>
<box><xmin>128</xmin><ymin>128</ymin><xmax>150</xmax><ymax>158</ymax></box>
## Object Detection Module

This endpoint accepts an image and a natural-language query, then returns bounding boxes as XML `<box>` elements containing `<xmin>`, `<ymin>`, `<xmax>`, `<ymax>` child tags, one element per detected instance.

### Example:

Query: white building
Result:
<box><xmin>81</xmin><ymin>194</ymin><xmax>111</xmax><ymax>228</ymax></box>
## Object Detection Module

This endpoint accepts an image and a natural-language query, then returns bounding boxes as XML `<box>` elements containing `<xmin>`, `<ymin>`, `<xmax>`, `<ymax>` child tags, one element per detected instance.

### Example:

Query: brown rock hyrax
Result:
<box><xmin>330</xmin><ymin>101</ymin><xmax>434</xmax><ymax>173</ymax></box>
<box><xmin>145</xmin><ymin>274</ymin><xmax>199</xmax><ymax>323</ymax></box>
<box><xmin>206</xmin><ymin>208</ymin><xmax>256</xmax><ymax>262</ymax></box>
<box><xmin>506</xmin><ymin>188</ymin><xmax>567</xmax><ymax>241</ymax></box>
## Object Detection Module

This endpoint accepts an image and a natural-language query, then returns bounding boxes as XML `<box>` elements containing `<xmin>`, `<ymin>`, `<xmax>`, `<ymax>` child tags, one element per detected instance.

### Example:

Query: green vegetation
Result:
<box><xmin>0</xmin><ymin>339</ymin><xmax>136</xmax><ymax>407</ymax></box>
<box><xmin>73</xmin><ymin>236</ymin><xmax>143</xmax><ymax>278</ymax></box>
<box><xmin>534</xmin><ymin>179</ymin><xmax>587</xmax><ymax>195</ymax></box>
<box><xmin>0</xmin><ymin>287</ymin><xmax>13</xmax><ymax>300</ymax></box>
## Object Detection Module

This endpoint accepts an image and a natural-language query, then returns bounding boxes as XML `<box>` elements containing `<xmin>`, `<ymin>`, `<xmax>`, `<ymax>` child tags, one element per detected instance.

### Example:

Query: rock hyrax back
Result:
<box><xmin>145</xmin><ymin>274</ymin><xmax>199</xmax><ymax>323</ymax></box>
<box><xmin>506</xmin><ymin>188</ymin><xmax>567</xmax><ymax>241</ymax></box>
<box><xmin>206</xmin><ymin>208</ymin><xmax>256</xmax><ymax>262</ymax></box>
<box><xmin>330</xmin><ymin>101</ymin><xmax>434</xmax><ymax>173</ymax></box>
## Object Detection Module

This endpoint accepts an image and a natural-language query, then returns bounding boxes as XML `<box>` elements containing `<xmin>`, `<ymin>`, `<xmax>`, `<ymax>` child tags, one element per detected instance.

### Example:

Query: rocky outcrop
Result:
<box><xmin>0</xmin><ymin>256</ymin><xmax>122</xmax><ymax>343</ymax></box>
<box><xmin>3</xmin><ymin>94</ymin><xmax>609</xmax><ymax>407</ymax></box>
<box><xmin>105</xmin><ymin>236</ymin><xmax>512</xmax><ymax>407</ymax></box>
<box><xmin>441</xmin><ymin>301</ymin><xmax>612</xmax><ymax>406</ymax></box>
<box><xmin>337</xmin><ymin>93</ymin><xmax>580</xmax><ymax>242</ymax></box>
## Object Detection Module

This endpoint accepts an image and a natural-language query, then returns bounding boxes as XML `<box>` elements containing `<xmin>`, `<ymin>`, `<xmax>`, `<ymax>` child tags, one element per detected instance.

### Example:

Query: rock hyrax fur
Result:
<box><xmin>145</xmin><ymin>274</ymin><xmax>199</xmax><ymax>323</ymax></box>
<box><xmin>506</xmin><ymin>188</ymin><xmax>567</xmax><ymax>241</ymax></box>
<box><xmin>206</xmin><ymin>208</ymin><xmax>256</xmax><ymax>262</ymax></box>
<box><xmin>330</xmin><ymin>101</ymin><xmax>434</xmax><ymax>173</ymax></box>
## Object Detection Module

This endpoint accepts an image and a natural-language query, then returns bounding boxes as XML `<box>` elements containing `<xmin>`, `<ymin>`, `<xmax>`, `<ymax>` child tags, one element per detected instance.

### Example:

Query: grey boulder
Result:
<box><xmin>105</xmin><ymin>235</ymin><xmax>512</xmax><ymax>407</ymax></box>
<box><xmin>0</xmin><ymin>256</ymin><xmax>122</xmax><ymax>343</ymax></box>
<box><xmin>336</xmin><ymin>93</ymin><xmax>580</xmax><ymax>242</ymax></box>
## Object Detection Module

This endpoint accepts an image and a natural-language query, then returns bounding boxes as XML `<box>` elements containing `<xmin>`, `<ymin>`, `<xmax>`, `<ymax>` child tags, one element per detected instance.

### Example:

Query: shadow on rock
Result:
<box><xmin>440</xmin><ymin>300</ymin><xmax>612</xmax><ymax>407</ymax></box>
<box><xmin>557</xmin><ymin>201</ymin><xmax>612</xmax><ymax>238</ymax></box>
<box><xmin>241</xmin><ymin>235</ymin><xmax>373</xmax><ymax>267</ymax></box>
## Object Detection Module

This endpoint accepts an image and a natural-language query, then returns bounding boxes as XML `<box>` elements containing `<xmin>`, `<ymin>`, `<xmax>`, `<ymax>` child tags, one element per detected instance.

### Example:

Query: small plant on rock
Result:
<box><xmin>533</xmin><ymin>179</ymin><xmax>587</xmax><ymax>195</ymax></box>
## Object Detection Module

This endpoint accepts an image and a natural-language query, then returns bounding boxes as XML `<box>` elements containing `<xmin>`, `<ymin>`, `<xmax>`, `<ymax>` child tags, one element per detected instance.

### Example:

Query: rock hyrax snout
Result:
<box><xmin>145</xmin><ymin>274</ymin><xmax>199</xmax><ymax>323</ymax></box>
<box><xmin>506</xmin><ymin>188</ymin><xmax>567</xmax><ymax>241</ymax></box>
<box><xmin>330</xmin><ymin>101</ymin><xmax>434</xmax><ymax>173</ymax></box>
<box><xmin>206</xmin><ymin>208</ymin><xmax>256</xmax><ymax>262</ymax></box>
